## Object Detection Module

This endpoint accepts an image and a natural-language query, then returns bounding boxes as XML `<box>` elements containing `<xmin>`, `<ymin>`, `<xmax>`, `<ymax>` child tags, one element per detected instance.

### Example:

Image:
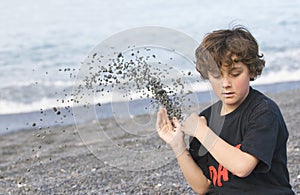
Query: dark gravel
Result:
<box><xmin>0</xmin><ymin>89</ymin><xmax>299</xmax><ymax>194</ymax></box>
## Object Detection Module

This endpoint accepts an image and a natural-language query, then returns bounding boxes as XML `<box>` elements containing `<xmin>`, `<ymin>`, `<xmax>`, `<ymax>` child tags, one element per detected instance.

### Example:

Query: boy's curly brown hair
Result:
<box><xmin>195</xmin><ymin>26</ymin><xmax>265</xmax><ymax>81</ymax></box>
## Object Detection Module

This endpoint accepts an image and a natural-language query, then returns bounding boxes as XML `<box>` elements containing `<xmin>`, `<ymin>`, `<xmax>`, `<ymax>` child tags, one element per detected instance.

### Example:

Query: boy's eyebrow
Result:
<box><xmin>220</xmin><ymin>66</ymin><xmax>243</xmax><ymax>73</ymax></box>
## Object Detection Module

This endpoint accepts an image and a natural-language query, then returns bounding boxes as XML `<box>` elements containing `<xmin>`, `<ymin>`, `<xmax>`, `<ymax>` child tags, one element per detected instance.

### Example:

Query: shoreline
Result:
<box><xmin>0</xmin><ymin>87</ymin><xmax>299</xmax><ymax>194</ymax></box>
<box><xmin>1</xmin><ymin>80</ymin><xmax>300</xmax><ymax>135</ymax></box>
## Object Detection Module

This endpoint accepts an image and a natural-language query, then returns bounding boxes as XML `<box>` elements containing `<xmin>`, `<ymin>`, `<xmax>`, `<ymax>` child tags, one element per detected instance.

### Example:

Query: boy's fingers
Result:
<box><xmin>200</xmin><ymin>116</ymin><xmax>207</xmax><ymax>124</ymax></box>
<box><xmin>172</xmin><ymin>117</ymin><xmax>180</xmax><ymax>129</ymax></box>
<box><xmin>156</xmin><ymin>108</ymin><xmax>164</xmax><ymax>130</ymax></box>
<box><xmin>160</xmin><ymin>108</ymin><xmax>170</xmax><ymax>124</ymax></box>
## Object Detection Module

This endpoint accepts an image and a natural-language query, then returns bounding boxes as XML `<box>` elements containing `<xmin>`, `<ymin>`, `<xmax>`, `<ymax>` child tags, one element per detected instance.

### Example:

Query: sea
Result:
<box><xmin>1</xmin><ymin>0</ymin><xmax>300</xmax><ymax>134</ymax></box>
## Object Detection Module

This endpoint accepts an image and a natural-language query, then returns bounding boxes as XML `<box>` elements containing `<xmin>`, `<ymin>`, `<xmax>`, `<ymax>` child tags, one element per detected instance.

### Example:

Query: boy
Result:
<box><xmin>156</xmin><ymin>27</ymin><xmax>294</xmax><ymax>194</ymax></box>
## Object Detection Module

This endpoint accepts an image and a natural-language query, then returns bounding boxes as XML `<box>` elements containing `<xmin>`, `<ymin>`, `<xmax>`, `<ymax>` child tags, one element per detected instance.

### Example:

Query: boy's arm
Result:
<box><xmin>182</xmin><ymin>113</ymin><xmax>259</xmax><ymax>178</ymax></box>
<box><xmin>197</xmin><ymin>126</ymin><xmax>259</xmax><ymax>177</ymax></box>
<box><xmin>156</xmin><ymin>108</ymin><xmax>211</xmax><ymax>194</ymax></box>
<box><xmin>176</xmin><ymin>149</ymin><xmax>211</xmax><ymax>195</ymax></box>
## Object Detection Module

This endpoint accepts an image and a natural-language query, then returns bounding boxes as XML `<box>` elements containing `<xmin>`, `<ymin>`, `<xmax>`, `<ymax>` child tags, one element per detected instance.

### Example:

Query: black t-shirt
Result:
<box><xmin>189</xmin><ymin>87</ymin><xmax>294</xmax><ymax>195</ymax></box>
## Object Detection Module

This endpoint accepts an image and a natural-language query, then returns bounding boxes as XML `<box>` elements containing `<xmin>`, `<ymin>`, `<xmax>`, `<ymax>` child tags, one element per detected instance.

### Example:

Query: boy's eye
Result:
<box><xmin>230</xmin><ymin>72</ymin><xmax>241</xmax><ymax>77</ymax></box>
<box><xmin>208</xmin><ymin>71</ymin><xmax>221</xmax><ymax>79</ymax></box>
<box><xmin>209</xmin><ymin>72</ymin><xmax>221</xmax><ymax>79</ymax></box>
<box><xmin>212</xmin><ymin>74</ymin><xmax>221</xmax><ymax>79</ymax></box>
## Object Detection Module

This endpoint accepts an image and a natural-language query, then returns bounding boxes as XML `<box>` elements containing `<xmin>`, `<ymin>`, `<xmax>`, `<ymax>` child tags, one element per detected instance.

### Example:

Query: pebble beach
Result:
<box><xmin>0</xmin><ymin>88</ymin><xmax>299</xmax><ymax>194</ymax></box>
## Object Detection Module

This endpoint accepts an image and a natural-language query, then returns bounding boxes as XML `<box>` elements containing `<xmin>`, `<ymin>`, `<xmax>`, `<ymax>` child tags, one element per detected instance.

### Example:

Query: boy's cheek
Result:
<box><xmin>209</xmin><ymin>80</ymin><xmax>223</xmax><ymax>95</ymax></box>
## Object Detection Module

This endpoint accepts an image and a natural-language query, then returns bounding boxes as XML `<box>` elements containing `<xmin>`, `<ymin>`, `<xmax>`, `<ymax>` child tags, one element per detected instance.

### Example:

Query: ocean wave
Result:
<box><xmin>253</xmin><ymin>69</ymin><xmax>300</xmax><ymax>85</ymax></box>
<box><xmin>0</xmin><ymin>79</ymin><xmax>75</xmax><ymax>88</ymax></box>
<box><xmin>0</xmin><ymin>97</ymin><xmax>74</xmax><ymax>115</ymax></box>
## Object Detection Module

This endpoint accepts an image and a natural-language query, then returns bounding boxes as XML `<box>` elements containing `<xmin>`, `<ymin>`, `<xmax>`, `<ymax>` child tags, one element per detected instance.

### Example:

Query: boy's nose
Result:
<box><xmin>222</xmin><ymin>76</ymin><xmax>231</xmax><ymax>88</ymax></box>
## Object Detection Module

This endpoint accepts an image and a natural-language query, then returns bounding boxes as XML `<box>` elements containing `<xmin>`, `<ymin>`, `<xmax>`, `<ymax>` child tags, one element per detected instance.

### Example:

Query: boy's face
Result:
<box><xmin>208</xmin><ymin>61</ymin><xmax>252</xmax><ymax>114</ymax></box>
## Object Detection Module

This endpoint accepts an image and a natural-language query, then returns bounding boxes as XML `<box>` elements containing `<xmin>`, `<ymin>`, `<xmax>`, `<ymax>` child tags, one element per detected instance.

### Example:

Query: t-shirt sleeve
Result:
<box><xmin>240</xmin><ymin>109</ymin><xmax>280</xmax><ymax>173</ymax></box>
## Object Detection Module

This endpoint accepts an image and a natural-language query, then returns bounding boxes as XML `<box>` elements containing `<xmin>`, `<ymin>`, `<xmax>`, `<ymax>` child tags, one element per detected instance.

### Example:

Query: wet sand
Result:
<box><xmin>0</xmin><ymin>88</ymin><xmax>299</xmax><ymax>194</ymax></box>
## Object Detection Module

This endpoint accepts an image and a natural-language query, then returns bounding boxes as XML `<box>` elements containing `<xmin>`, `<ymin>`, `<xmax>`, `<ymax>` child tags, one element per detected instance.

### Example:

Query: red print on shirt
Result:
<box><xmin>208</xmin><ymin>144</ymin><xmax>242</xmax><ymax>187</ymax></box>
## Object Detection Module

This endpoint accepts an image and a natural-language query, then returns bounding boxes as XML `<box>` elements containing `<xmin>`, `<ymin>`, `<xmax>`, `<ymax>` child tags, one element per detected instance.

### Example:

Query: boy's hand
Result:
<box><xmin>156</xmin><ymin>108</ymin><xmax>186</xmax><ymax>157</ymax></box>
<box><xmin>181</xmin><ymin>113</ymin><xmax>208</xmax><ymax>138</ymax></box>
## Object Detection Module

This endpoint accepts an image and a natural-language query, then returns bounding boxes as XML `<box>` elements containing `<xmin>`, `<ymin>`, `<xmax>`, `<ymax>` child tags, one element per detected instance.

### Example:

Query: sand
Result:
<box><xmin>0</xmin><ymin>88</ymin><xmax>299</xmax><ymax>194</ymax></box>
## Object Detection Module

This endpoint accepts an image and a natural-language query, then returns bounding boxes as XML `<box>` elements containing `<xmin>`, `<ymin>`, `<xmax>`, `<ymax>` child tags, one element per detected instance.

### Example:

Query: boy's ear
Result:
<box><xmin>250</xmin><ymin>74</ymin><xmax>255</xmax><ymax>81</ymax></box>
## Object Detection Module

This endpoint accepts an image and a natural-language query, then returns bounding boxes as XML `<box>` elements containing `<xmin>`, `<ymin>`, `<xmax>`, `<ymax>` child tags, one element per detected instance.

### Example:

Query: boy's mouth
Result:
<box><xmin>222</xmin><ymin>91</ymin><xmax>234</xmax><ymax>98</ymax></box>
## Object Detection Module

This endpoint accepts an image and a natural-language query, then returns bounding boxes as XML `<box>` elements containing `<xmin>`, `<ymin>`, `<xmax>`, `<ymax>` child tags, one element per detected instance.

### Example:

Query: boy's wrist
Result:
<box><xmin>195</xmin><ymin>125</ymin><xmax>208</xmax><ymax>142</ymax></box>
<box><xmin>196</xmin><ymin>126</ymin><xmax>218</xmax><ymax>151</ymax></box>
<box><xmin>170</xmin><ymin>141</ymin><xmax>187</xmax><ymax>157</ymax></box>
